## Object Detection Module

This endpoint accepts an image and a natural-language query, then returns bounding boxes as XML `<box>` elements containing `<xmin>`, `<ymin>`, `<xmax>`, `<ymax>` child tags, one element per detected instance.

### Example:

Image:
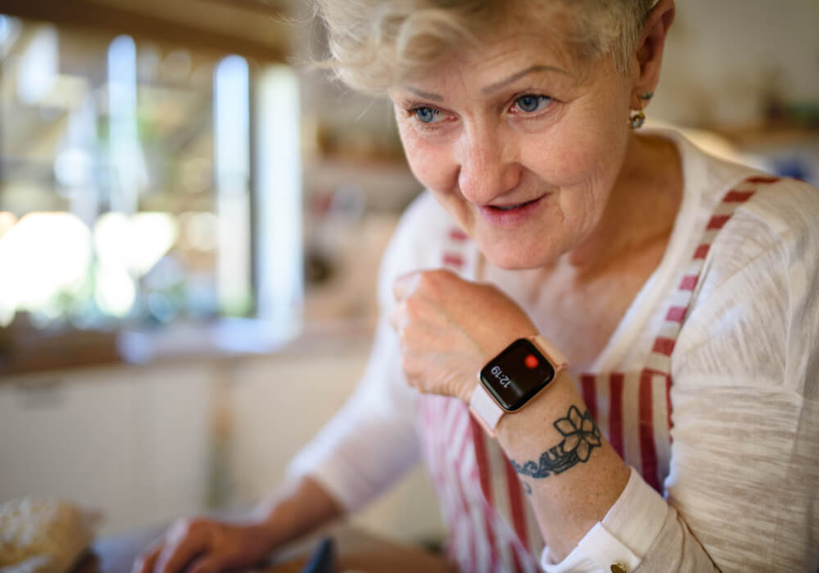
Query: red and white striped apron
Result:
<box><xmin>416</xmin><ymin>176</ymin><xmax>780</xmax><ymax>572</ymax></box>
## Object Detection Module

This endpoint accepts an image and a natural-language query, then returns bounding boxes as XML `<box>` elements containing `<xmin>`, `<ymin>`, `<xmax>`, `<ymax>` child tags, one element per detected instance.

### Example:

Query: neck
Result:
<box><xmin>564</xmin><ymin>132</ymin><xmax>683</xmax><ymax>276</ymax></box>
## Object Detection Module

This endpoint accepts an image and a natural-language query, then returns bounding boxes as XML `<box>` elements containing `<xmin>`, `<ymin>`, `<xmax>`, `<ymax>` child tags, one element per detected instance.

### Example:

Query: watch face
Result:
<box><xmin>479</xmin><ymin>338</ymin><xmax>556</xmax><ymax>411</ymax></box>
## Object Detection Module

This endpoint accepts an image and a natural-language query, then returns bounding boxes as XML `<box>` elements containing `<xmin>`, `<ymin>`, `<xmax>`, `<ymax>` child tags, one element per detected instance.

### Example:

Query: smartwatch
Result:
<box><xmin>469</xmin><ymin>335</ymin><xmax>568</xmax><ymax>437</ymax></box>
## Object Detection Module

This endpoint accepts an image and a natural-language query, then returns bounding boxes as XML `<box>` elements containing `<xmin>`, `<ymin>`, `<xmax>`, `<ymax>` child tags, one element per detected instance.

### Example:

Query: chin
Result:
<box><xmin>478</xmin><ymin>238</ymin><xmax>557</xmax><ymax>270</ymax></box>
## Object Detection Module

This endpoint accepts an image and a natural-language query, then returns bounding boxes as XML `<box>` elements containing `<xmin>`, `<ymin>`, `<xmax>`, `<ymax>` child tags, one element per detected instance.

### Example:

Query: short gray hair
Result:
<box><xmin>314</xmin><ymin>0</ymin><xmax>658</xmax><ymax>95</ymax></box>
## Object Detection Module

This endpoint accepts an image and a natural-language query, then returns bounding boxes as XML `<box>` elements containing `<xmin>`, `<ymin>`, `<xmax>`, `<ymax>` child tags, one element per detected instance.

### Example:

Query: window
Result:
<box><xmin>0</xmin><ymin>15</ymin><xmax>301</xmax><ymax>368</ymax></box>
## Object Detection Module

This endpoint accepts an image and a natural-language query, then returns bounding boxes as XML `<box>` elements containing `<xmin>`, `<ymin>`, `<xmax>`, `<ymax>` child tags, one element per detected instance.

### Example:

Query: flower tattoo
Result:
<box><xmin>512</xmin><ymin>405</ymin><xmax>602</xmax><ymax>479</ymax></box>
<box><xmin>555</xmin><ymin>405</ymin><xmax>602</xmax><ymax>462</ymax></box>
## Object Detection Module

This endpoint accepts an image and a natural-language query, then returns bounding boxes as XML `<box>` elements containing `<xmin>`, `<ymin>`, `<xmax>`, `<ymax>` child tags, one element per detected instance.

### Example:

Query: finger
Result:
<box><xmin>392</xmin><ymin>271</ymin><xmax>421</xmax><ymax>302</ymax></box>
<box><xmin>132</xmin><ymin>542</ymin><xmax>162</xmax><ymax>573</ymax></box>
<box><xmin>155</xmin><ymin>533</ymin><xmax>206</xmax><ymax>573</ymax></box>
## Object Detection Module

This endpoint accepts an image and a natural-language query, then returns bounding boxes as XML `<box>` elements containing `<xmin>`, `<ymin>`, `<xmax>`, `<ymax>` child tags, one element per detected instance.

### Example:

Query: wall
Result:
<box><xmin>652</xmin><ymin>0</ymin><xmax>819</xmax><ymax>127</ymax></box>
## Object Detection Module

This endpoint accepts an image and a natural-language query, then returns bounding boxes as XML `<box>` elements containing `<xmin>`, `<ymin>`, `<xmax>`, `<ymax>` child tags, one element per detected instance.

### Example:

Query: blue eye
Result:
<box><xmin>514</xmin><ymin>94</ymin><xmax>553</xmax><ymax>113</ymax></box>
<box><xmin>414</xmin><ymin>107</ymin><xmax>440</xmax><ymax>124</ymax></box>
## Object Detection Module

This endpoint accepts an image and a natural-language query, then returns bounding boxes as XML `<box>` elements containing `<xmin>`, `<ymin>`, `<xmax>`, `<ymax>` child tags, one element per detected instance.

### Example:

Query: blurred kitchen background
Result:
<box><xmin>0</xmin><ymin>0</ymin><xmax>817</xmax><ymax>548</ymax></box>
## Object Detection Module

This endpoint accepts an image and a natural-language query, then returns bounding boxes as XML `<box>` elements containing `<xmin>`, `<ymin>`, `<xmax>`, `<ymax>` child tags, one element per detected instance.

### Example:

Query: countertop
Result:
<box><xmin>72</xmin><ymin>523</ymin><xmax>455</xmax><ymax>573</ymax></box>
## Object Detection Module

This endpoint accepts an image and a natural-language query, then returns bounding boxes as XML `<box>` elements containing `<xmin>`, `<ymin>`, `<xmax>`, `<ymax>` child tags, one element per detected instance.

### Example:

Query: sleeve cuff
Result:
<box><xmin>286</xmin><ymin>457</ymin><xmax>359</xmax><ymax>512</ymax></box>
<box><xmin>540</xmin><ymin>467</ymin><xmax>669</xmax><ymax>572</ymax></box>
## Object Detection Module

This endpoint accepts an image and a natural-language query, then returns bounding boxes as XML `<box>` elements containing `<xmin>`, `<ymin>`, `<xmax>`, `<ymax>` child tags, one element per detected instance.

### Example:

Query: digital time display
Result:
<box><xmin>479</xmin><ymin>338</ymin><xmax>556</xmax><ymax>411</ymax></box>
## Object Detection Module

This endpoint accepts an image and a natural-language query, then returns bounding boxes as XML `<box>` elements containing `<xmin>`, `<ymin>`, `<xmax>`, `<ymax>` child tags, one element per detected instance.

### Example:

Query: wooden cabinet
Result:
<box><xmin>226</xmin><ymin>344</ymin><xmax>372</xmax><ymax>503</ymax></box>
<box><xmin>225</xmin><ymin>342</ymin><xmax>446</xmax><ymax>545</ymax></box>
<box><xmin>127</xmin><ymin>363</ymin><xmax>214</xmax><ymax>530</ymax></box>
<box><xmin>0</xmin><ymin>345</ymin><xmax>445</xmax><ymax>544</ymax></box>
<box><xmin>0</xmin><ymin>363</ymin><xmax>213</xmax><ymax>536</ymax></box>
<box><xmin>0</xmin><ymin>368</ymin><xmax>139</xmax><ymax>534</ymax></box>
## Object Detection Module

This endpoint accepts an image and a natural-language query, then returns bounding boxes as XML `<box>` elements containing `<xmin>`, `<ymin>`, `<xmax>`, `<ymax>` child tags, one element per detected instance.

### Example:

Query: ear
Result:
<box><xmin>630</xmin><ymin>0</ymin><xmax>676</xmax><ymax>110</ymax></box>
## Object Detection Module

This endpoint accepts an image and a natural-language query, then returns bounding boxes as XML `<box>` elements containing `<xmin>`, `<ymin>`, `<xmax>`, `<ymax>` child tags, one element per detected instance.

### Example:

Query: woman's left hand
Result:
<box><xmin>389</xmin><ymin>269</ymin><xmax>538</xmax><ymax>403</ymax></box>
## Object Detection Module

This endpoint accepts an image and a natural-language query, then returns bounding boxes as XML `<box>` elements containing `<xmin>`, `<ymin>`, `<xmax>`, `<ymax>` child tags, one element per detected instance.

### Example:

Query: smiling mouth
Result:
<box><xmin>488</xmin><ymin>197</ymin><xmax>541</xmax><ymax>211</ymax></box>
<box><xmin>477</xmin><ymin>194</ymin><xmax>549</xmax><ymax>225</ymax></box>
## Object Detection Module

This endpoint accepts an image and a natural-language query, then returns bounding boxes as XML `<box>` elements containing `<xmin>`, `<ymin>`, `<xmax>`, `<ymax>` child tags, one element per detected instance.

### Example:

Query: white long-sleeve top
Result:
<box><xmin>288</xmin><ymin>130</ymin><xmax>819</xmax><ymax>572</ymax></box>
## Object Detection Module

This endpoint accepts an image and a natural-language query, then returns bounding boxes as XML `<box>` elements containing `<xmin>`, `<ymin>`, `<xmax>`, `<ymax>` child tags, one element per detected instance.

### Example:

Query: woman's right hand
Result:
<box><xmin>132</xmin><ymin>516</ymin><xmax>273</xmax><ymax>573</ymax></box>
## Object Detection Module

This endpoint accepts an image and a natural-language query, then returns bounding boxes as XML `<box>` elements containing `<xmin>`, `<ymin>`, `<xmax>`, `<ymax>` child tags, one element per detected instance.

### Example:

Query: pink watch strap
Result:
<box><xmin>531</xmin><ymin>334</ymin><xmax>568</xmax><ymax>371</ymax></box>
<box><xmin>469</xmin><ymin>385</ymin><xmax>504</xmax><ymax>438</ymax></box>
<box><xmin>469</xmin><ymin>335</ymin><xmax>568</xmax><ymax>438</ymax></box>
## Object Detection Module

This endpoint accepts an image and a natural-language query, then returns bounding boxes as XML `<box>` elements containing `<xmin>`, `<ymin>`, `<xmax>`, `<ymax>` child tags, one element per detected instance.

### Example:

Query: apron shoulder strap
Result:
<box><xmin>643</xmin><ymin>175</ymin><xmax>782</xmax><ymax>376</ymax></box>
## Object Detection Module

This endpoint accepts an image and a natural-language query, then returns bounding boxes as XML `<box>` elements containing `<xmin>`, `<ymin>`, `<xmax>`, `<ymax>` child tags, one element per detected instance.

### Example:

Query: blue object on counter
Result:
<box><xmin>774</xmin><ymin>158</ymin><xmax>809</xmax><ymax>182</ymax></box>
<box><xmin>301</xmin><ymin>537</ymin><xmax>336</xmax><ymax>573</ymax></box>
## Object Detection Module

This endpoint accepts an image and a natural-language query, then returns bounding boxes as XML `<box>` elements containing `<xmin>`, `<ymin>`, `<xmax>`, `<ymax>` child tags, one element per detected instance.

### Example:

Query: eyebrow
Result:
<box><xmin>405</xmin><ymin>86</ymin><xmax>445</xmax><ymax>102</ymax></box>
<box><xmin>481</xmin><ymin>65</ymin><xmax>570</xmax><ymax>95</ymax></box>
<box><xmin>404</xmin><ymin>64</ymin><xmax>570</xmax><ymax>102</ymax></box>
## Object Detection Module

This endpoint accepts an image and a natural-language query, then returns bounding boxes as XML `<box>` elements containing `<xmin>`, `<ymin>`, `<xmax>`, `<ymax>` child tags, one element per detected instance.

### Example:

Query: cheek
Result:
<box><xmin>397</xmin><ymin>123</ymin><xmax>456</xmax><ymax>194</ymax></box>
<box><xmin>525</xmin><ymin>104</ymin><xmax>629</xmax><ymax>192</ymax></box>
<box><xmin>551</xmin><ymin>73</ymin><xmax>630</xmax><ymax>177</ymax></box>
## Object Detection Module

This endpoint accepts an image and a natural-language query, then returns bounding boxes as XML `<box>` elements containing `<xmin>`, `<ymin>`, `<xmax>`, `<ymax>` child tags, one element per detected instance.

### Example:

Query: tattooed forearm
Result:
<box><xmin>512</xmin><ymin>405</ymin><xmax>602</xmax><ymax>479</ymax></box>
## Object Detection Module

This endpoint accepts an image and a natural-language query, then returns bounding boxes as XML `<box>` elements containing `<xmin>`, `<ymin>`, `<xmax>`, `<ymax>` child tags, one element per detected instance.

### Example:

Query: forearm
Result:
<box><xmin>249</xmin><ymin>475</ymin><xmax>345</xmax><ymax>552</ymax></box>
<box><xmin>496</xmin><ymin>370</ymin><xmax>631</xmax><ymax>561</ymax></box>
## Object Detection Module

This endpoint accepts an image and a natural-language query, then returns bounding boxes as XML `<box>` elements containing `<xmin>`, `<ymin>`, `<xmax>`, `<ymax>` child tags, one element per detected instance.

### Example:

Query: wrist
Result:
<box><xmin>469</xmin><ymin>334</ymin><xmax>568</xmax><ymax>436</ymax></box>
<box><xmin>246</xmin><ymin>508</ymin><xmax>288</xmax><ymax>554</ymax></box>
<box><xmin>249</xmin><ymin>475</ymin><xmax>344</xmax><ymax>552</ymax></box>
<box><xmin>494</xmin><ymin>368</ymin><xmax>577</xmax><ymax>448</ymax></box>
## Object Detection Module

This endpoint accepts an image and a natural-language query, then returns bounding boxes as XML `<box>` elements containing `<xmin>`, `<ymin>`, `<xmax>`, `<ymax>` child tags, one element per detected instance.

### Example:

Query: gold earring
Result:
<box><xmin>630</xmin><ymin>110</ymin><xmax>646</xmax><ymax>129</ymax></box>
<box><xmin>640</xmin><ymin>92</ymin><xmax>654</xmax><ymax>101</ymax></box>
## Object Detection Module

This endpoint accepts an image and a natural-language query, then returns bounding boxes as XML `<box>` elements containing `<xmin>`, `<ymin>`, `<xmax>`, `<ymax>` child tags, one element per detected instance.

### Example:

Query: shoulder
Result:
<box><xmin>392</xmin><ymin>190</ymin><xmax>459</xmax><ymax>246</ymax></box>
<box><xmin>677</xmin><ymin>175</ymin><xmax>819</xmax><ymax>394</ymax></box>
<box><xmin>707</xmin><ymin>175</ymin><xmax>819</xmax><ymax>287</ymax></box>
<box><xmin>738</xmin><ymin>175</ymin><xmax>819</xmax><ymax>247</ymax></box>
<box><xmin>665</xmin><ymin>128</ymin><xmax>818</xmax><ymax>224</ymax></box>
<box><xmin>672</xmin><ymin>128</ymin><xmax>819</xmax><ymax>285</ymax></box>
<box><xmin>376</xmin><ymin>191</ymin><xmax>463</xmax><ymax>306</ymax></box>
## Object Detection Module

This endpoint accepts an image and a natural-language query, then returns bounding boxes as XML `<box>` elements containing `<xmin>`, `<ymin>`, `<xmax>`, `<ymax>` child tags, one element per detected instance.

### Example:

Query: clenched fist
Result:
<box><xmin>389</xmin><ymin>269</ymin><xmax>538</xmax><ymax>403</ymax></box>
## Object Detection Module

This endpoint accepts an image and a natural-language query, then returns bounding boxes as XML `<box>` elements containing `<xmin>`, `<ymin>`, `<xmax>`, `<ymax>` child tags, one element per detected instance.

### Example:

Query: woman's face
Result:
<box><xmin>390</xmin><ymin>22</ymin><xmax>639</xmax><ymax>270</ymax></box>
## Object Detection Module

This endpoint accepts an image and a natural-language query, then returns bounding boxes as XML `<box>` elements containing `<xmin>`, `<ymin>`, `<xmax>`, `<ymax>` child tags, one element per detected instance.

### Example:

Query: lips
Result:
<box><xmin>489</xmin><ymin>198</ymin><xmax>541</xmax><ymax>211</ymax></box>
<box><xmin>478</xmin><ymin>195</ymin><xmax>547</xmax><ymax>225</ymax></box>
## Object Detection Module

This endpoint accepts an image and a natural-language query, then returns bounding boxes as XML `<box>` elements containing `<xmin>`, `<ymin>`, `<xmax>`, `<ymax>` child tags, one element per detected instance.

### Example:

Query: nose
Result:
<box><xmin>456</xmin><ymin>125</ymin><xmax>521</xmax><ymax>205</ymax></box>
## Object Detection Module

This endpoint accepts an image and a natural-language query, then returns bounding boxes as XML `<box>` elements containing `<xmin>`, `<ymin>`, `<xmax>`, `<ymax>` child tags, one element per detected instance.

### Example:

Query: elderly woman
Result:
<box><xmin>135</xmin><ymin>0</ymin><xmax>819</xmax><ymax>571</ymax></box>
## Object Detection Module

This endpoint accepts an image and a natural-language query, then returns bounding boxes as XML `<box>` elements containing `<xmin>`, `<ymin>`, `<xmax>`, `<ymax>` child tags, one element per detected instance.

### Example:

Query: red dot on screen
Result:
<box><xmin>524</xmin><ymin>354</ymin><xmax>539</xmax><ymax>369</ymax></box>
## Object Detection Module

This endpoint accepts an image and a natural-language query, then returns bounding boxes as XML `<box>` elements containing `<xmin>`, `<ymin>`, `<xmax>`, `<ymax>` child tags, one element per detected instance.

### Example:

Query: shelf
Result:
<box><xmin>304</xmin><ymin>156</ymin><xmax>414</xmax><ymax>176</ymax></box>
<box><xmin>709</xmin><ymin>124</ymin><xmax>819</xmax><ymax>151</ymax></box>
